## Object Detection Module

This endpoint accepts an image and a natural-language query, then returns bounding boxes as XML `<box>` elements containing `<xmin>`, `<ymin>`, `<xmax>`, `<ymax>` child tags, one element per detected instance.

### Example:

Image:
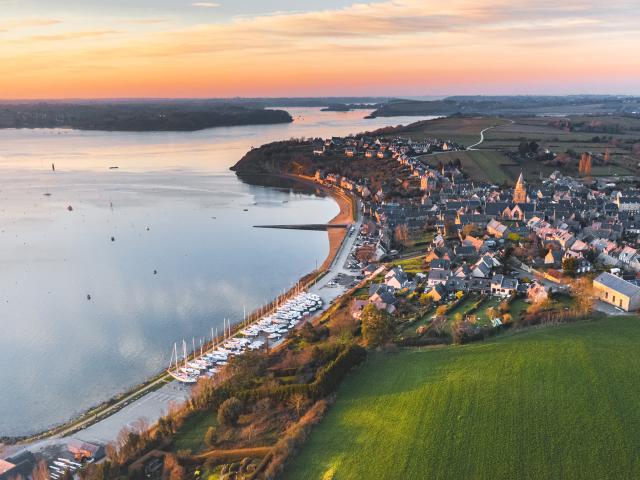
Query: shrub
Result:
<box><xmin>235</xmin><ymin>344</ymin><xmax>366</xmax><ymax>404</ymax></box>
<box><xmin>435</xmin><ymin>305</ymin><xmax>448</xmax><ymax>316</ymax></box>
<box><xmin>218</xmin><ymin>397</ymin><xmax>243</xmax><ymax>427</ymax></box>
<box><xmin>419</xmin><ymin>293</ymin><xmax>432</xmax><ymax>306</ymax></box>
<box><xmin>298</xmin><ymin>322</ymin><xmax>329</xmax><ymax>343</ymax></box>
<box><xmin>204</xmin><ymin>426</ymin><xmax>216</xmax><ymax>447</ymax></box>
<box><xmin>263</xmin><ymin>399</ymin><xmax>329</xmax><ymax>479</ymax></box>
<box><xmin>361</xmin><ymin>304</ymin><xmax>394</xmax><ymax>347</ymax></box>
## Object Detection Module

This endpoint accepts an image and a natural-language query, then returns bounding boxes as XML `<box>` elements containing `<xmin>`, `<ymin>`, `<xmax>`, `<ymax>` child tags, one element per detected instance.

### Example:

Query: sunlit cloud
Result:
<box><xmin>0</xmin><ymin>0</ymin><xmax>639</xmax><ymax>97</ymax></box>
<box><xmin>192</xmin><ymin>2</ymin><xmax>220</xmax><ymax>7</ymax></box>
<box><xmin>0</xmin><ymin>17</ymin><xmax>62</xmax><ymax>31</ymax></box>
<box><xmin>24</xmin><ymin>30</ymin><xmax>121</xmax><ymax>42</ymax></box>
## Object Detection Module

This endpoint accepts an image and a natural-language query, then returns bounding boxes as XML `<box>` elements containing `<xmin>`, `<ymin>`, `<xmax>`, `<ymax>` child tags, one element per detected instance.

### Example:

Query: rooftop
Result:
<box><xmin>594</xmin><ymin>272</ymin><xmax>640</xmax><ymax>298</ymax></box>
<box><xmin>0</xmin><ymin>460</ymin><xmax>15</xmax><ymax>475</ymax></box>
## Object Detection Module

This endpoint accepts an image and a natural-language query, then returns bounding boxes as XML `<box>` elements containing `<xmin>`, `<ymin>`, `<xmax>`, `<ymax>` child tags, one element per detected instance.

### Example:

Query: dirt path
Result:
<box><xmin>187</xmin><ymin>446</ymin><xmax>271</xmax><ymax>462</ymax></box>
<box><xmin>467</xmin><ymin>120</ymin><xmax>515</xmax><ymax>150</ymax></box>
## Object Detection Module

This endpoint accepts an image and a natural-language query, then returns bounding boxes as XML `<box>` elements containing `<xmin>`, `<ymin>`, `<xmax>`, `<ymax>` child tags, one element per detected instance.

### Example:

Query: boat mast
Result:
<box><xmin>173</xmin><ymin>343</ymin><xmax>179</xmax><ymax>373</ymax></box>
<box><xmin>183</xmin><ymin>340</ymin><xmax>188</xmax><ymax>369</ymax></box>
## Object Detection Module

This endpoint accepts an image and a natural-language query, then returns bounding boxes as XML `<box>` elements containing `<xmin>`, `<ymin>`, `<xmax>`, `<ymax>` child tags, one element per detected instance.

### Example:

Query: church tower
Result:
<box><xmin>513</xmin><ymin>172</ymin><xmax>527</xmax><ymax>204</ymax></box>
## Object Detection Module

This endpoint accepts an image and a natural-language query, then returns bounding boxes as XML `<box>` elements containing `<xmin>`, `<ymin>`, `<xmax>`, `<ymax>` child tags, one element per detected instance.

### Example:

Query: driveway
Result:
<box><xmin>594</xmin><ymin>300</ymin><xmax>628</xmax><ymax>316</ymax></box>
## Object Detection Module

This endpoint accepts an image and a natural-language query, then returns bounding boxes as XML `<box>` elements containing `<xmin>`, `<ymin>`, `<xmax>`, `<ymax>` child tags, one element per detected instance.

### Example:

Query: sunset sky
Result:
<box><xmin>1</xmin><ymin>0</ymin><xmax>639</xmax><ymax>98</ymax></box>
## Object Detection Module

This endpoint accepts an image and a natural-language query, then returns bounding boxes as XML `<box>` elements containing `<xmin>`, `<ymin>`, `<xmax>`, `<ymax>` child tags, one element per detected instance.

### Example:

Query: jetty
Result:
<box><xmin>254</xmin><ymin>224</ymin><xmax>349</xmax><ymax>231</ymax></box>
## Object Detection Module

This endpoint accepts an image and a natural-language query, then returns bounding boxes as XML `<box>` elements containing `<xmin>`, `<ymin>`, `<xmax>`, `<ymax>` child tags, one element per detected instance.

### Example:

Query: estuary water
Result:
<box><xmin>0</xmin><ymin>108</ymin><xmax>433</xmax><ymax>436</ymax></box>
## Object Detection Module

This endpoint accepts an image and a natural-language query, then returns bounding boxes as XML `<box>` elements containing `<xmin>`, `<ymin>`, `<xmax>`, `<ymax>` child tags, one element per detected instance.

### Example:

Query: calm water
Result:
<box><xmin>0</xmin><ymin>108</ymin><xmax>434</xmax><ymax>436</ymax></box>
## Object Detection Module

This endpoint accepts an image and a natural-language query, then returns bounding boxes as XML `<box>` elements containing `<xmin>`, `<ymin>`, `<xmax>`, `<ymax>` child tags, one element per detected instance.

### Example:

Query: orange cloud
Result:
<box><xmin>0</xmin><ymin>0</ymin><xmax>639</xmax><ymax>98</ymax></box>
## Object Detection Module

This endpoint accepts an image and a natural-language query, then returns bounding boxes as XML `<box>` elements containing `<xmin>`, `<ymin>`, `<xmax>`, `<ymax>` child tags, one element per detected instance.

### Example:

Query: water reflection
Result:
<box><xmin>0</xmin><ymin>108</ymin><xmax>435</xmax><ymax>435</ymax></box>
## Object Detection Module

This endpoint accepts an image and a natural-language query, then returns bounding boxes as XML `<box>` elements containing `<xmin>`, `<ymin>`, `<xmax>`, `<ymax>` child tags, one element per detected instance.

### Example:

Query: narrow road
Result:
<box><xmin>309</xmin><ymin>199</ymin><xmax>363</xmax><ymax>300</ymax></box>
<box><xmin>467</xmin><ymin>120</ymin><xmax>515</xmax><ymax>150</ymax></box>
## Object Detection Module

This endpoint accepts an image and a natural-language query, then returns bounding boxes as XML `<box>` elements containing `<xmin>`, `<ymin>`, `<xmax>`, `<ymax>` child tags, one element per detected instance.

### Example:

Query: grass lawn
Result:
<box><xmin>352</xmin><ymin>286</ymin><xmax>370</xmax><ymax>300</ymax></box>
<box><xmin>474</xmin><ymin>296</ymin><xmax>502</xmax><ymax>326</ymax></box>
<box><xmin>390</xmin><ymin>255</ymin><xmax>425</xmax><ymax>274</ymax></box>
<box><xmin>400</xmin><ymin>231</ymin><xmax>435</xmax><ymax>256</ymax></box>
<box><xmin>509</xmin><ymin>295</ymin><xmax>575</xmax><ymax>322</ymax></box>
<box><xmin>284</xmin><ymin>316</ymin><xmax>640</xmax><ymax>480</ymax></box>
<box><xmin>445</xmin><ymin>295</ymin><xmax>478</xmax><ymax>317</ymax></box>
<box><xmin>172</xmin><ymin>410</ymin><xmax>217</xmax><ymax>453</ymax></box>
<box><xmin>398</xmin><ymin>306</ymin><xmax>435</xmax><ymax>335</ymax></box>
<box><xmin>509</xmin><ymin>297</ymin><xmax>530</xmax><ymax>319</ymax></box>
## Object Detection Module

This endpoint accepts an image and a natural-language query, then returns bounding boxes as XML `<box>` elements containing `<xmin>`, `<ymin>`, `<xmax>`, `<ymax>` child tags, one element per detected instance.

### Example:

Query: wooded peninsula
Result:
<box><xmin>0</xmin><ymin>101</ymin><xmax>293</xmax><ymax>132</ymax></box>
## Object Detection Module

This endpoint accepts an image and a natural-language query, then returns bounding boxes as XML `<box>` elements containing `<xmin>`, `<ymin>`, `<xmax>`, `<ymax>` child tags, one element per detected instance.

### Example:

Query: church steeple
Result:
<box><xmin>513</xmin><ymin>172</ymin><xmax>527</xmax><ymax>204</ymax></box>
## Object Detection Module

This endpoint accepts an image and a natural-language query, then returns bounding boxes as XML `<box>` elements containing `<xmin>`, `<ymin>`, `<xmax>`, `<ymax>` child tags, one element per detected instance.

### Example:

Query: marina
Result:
<box><xmin>167</xmin><ymin>290</ymin><xmax>323</xmax><ymax>384</ymax></box>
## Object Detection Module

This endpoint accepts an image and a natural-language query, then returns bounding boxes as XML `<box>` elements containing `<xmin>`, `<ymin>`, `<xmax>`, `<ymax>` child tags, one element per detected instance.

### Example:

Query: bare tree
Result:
<box><xmin>287</xmin><ymin>393</ymin><xmax>309</xmax><ymax>418</ymax></box>
<box><xmin>163</xmin><ymin>453</ymin><xmax>185</xmax><ymax>480</ymax></box>
<box><xmin>430</xmin><ymin>316</ymin><xmax>448</xmax><ymax>336</ymax></box>
<box><xmin>572</xmin><ymin>277</ymin><xmax>594</xmax><ymax>315</ymax></box>
<box><xmin>31</xmin><ymin>460</ymin><xmax>50</xmax><ymax>480</ymax></box>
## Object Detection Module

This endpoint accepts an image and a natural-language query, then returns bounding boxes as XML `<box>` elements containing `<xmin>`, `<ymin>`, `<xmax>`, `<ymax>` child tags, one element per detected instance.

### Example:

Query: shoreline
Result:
<box><xmin>279</xmin><ymin>173</ymin><xmax>356</xmax><ymax>272</ymax></box>
<box><xmin>3</xmin><ymin>173</ymin><xmax>356</xmax><ymax>450</ymax></box>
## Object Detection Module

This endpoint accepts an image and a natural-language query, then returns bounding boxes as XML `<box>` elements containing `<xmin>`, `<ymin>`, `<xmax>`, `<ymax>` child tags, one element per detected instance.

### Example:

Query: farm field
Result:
<box><xmin>420</xmin><ymin>150</ymin><xmax>515</xmax><ymax>184</ymax></box>
<box><xmin>389</xmin><ymin>116</ymin><xmax>506</xmax><ymax>146</ymax></box>
<box><xmin>283</xmin><ymin>316</ymin><xmax>640</xmax><ymax>480</ymax></box>
<box><xmin>391</xmin><ymin>115</ymin><xmax>640</xmax><ymax>182</ymax></box>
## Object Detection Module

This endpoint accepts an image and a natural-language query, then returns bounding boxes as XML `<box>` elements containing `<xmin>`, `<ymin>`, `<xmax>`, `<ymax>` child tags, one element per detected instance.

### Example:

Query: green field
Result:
<box><xmin>391</xmin><ymin>115</ymin><xmax>640</xmax><ymax>183</ymax></box>
<box><xmin>390</xmin><ymin>255</ymin><xmax>425</xmax><ymax>274</ymax></box>
<box><xmin>284</xmin><ymin>316</ymin><xmax>640</xmax><ymax>480</ymax></box>
<box><xmin>173</xmin><ymin>410</ymin><xmax>217</xmax><ymax>453</ymax></box>
<box><xmin>420</xmin><ymin>150</ymin><xmax>515</xmax><ymax>184</ymax></box>
<box><xmin>389</xmin><ymin>116</ymin><xmax>505</xmax><ymax>146</ymax></box>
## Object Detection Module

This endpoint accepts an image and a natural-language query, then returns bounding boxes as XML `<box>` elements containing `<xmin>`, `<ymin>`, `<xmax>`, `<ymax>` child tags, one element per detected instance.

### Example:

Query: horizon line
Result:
<box><xmin>0</xmin><ymin>93</ymin><xmax>638</xmax><ymax>102</ymax></box>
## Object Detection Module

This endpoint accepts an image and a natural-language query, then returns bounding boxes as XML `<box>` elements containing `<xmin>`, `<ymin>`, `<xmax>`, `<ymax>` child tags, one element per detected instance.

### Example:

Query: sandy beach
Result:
<box><xmin>286</xmin><ymin>174</ymin><xmax>356</xmax><ymax>271</ymax></box>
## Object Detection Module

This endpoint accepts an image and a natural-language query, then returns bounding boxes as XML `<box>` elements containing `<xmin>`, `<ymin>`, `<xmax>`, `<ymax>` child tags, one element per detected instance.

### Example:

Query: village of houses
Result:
<box><xmin>308</xmin><ymin>132</ymin><xmax>640</xmax><ymax>337</ymax></box>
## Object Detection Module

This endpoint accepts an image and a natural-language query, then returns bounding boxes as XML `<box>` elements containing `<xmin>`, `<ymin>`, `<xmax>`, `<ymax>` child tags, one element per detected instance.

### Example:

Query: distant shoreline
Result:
<box><xmin>0</xmin><ymin>103</ymin><xmax>293</xmax><ymax>132</ymax></box>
